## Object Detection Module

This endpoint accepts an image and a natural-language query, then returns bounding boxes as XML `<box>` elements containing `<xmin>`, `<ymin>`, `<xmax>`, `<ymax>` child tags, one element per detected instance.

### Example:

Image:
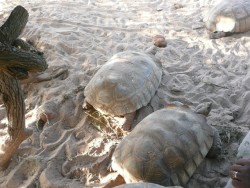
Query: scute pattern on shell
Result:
<box><xmin>111</xmin><ymin>106</ymin><xmax>214</xmax><ymax>186</ymax></box>
<box><xmin>205</xmin><ymin>0</ymin><xmax>250</xmax><ymax>33</ymax></box>
<box><xmin>84</xmin><ymin>51</ymin><xmax>162</xmax><ymax>116</ymax></box>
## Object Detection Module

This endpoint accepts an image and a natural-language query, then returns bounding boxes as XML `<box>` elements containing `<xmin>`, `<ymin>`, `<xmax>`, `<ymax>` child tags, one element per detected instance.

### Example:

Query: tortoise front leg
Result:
<box><xmin>209</xmin><ymin>31</ymin><xmax>233</xmax><ymax>39</ymax></box>
<box><xmin>122</xmin><ymin>111</ymin><xmax>136</xmax><ymax>131</ymax></box>
<box><xmin>206</xmin><ymin>126</ymin><xmax>222</xmax><ymax>158</ymax></box>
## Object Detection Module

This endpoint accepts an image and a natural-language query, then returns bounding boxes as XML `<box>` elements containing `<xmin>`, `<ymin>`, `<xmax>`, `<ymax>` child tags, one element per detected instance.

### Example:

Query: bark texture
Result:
<box><xmin>0</xmin><ymin>72</ymin><xmax>32</xmax><ymax>170</ymax></box>
<box><xmin>0</xmin><ymin>5</ymin><xmax>48</xmax><ymax>170</ymax></box>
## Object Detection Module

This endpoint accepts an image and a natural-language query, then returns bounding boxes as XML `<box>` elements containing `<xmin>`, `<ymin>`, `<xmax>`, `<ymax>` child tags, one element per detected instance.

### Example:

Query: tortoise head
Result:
<box><xmin>145</xmin><ymin>46</ymin><xmax>158</xmax><ymax>55</ymax></box>
<box><xmin>205</xmin><ymin>19</ymin><xmax>217</xmax><ymax>32</ymax></box>
<box><xmin>195</xmin><ymin>102</ymin><xmax>212</xmax><ymax>116</ymax></box>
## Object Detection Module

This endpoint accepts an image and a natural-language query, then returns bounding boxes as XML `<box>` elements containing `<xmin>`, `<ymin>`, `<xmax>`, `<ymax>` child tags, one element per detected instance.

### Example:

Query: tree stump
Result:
<box><xmin>0</xmin><ymin>6</ymin><xmax>48</xmax><ymax>170</ymax></box>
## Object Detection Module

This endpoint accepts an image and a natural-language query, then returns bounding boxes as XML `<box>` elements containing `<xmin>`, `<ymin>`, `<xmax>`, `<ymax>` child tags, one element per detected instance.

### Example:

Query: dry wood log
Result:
<box><xmin>0</xmin><ymin>5</ymin><xmax>48</xmax><ymax>170</ymax></box>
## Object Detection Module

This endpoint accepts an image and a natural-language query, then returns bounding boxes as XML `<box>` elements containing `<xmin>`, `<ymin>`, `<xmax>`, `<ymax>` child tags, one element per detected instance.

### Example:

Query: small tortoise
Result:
<box><xmin>114</xmin><ymin>183</ymin><xmax>183</xmax><ymax>188</ymax></box>
<box><xmin>204</xmin><ymin>0</ymin><xmax>250</xmax><ymax>39</ymax></box>
<box><xmin>83</xmin><ymin>49</ymin><xmax>162</xmax><ymax>130</ymax></box>
<box><xmin>111</xmin><ymin>103</ymin><xmax>221</xmax><ymax>186</ymax></box>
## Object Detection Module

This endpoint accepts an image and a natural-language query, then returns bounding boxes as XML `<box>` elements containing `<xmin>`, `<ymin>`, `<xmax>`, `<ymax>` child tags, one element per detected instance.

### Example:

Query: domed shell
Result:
<box><xmin>111</xmin><ymin>106</ymin><xmax>214</xmax><ymax>186</ymax></box>
<box><xmin>84</xmin><ymin>51</ymin><xmax>162</xmax><ymax>116</ymax></box>
<box><xmin>204</xmin><ymin>0</ymin><xmax>250</xmax><ymax>33</ymax></box>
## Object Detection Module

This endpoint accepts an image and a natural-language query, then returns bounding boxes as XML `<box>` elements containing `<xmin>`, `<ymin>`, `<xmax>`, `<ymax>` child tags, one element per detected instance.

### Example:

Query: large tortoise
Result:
<box><xmin>111</xmin><ymin>103</ymin><xmax>221</xmax><ymax>186</ymax></box>
<box><xmin>204</xmin><ymin>0</ymin><xmax>250</xmax><ymax>39</ymax></box>
<box><xmin>83</xmin><ymin>49</ymin><xmax>162</xmax><ymax>130</ymax></box>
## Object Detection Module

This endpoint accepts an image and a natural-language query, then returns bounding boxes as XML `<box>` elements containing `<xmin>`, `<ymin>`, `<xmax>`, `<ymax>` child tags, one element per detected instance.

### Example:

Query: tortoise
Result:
<box><xmin>111</xmin><ymin>102</ymin><xmax>222</xmax><ymax>186</ymax></box>
<box><xmin>114</xmin><ymin>183</ymin><xmax>183</xmax><ymax>188</ymax></box>
<box><xmin>83</xmin><ymin>49</ymin><xmax>162</xmax><ymax>130</ymax></box>
<box><xmin>204</xmin><ymin>0</ymin><xmax>250</xmax><ymax>39</ymax></box>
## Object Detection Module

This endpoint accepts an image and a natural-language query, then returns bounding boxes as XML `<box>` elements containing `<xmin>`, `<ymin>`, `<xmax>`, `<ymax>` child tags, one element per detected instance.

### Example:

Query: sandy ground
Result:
<box><xmin>0</xmin><ymin>0</ymin><xmax>250</xmax><ymax>187</ymax></box>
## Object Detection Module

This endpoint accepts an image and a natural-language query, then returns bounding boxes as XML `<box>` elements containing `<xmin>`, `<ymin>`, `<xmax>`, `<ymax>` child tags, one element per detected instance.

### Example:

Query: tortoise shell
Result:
<box><xmin>84</xmin><ymin>51</ymin><xmax>162</xmax><ymax>116</ymax></box>
<box><xmin>204</xmin><ymin>0</ymin><xmax>250</xmax><ymax>33</ymax></box>
<box><xmin>111</xmin><ymin>105</ymin><xmax>215</xmax><ymax>186</ymax></box>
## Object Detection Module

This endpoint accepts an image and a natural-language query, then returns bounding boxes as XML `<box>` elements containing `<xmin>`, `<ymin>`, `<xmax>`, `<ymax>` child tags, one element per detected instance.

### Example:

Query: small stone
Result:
<box><xmin>192</xmin><ymin>23</ymin><xmax>204</xmax><ymax>30</ymax></box>
<box><xmin>152</xmin><ymin>35</ymin><xmax>167</xmax><ymax>48</ymax></box>
<box><xmin>156</xmin><ymin>7</ymin><xmax>163</xmax><ymax>11</ymax></box>
<box><xmin>174</xmin><ymin>3</ymin><xmax>184</xmax><ymax>9</ymax></box>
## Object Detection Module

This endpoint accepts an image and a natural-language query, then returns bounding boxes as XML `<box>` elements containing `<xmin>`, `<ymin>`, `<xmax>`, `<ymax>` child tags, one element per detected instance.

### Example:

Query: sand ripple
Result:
<box><xmin>0</xmin><ymin>0</ymin><xmax>250</xmax><ymax>187</ymax></box>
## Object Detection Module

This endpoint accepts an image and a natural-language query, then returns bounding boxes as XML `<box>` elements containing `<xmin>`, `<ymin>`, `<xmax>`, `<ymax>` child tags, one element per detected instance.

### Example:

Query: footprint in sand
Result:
<box><xmin>2</xmin><ymin>157</ymin><xmax>42</xmax><ymax>188</ymax></box>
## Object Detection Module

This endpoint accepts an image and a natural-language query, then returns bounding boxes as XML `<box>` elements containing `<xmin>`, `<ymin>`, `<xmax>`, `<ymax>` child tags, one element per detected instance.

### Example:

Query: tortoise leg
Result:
<box><xmin>122</xmin><ymin>111</ymin><xmax>136</xmax><ymax>131</ymax></box>
<box><xmin>209</xmin><ymin>31</ymin><xmax>226</xmax><ymax>39</ymax></box>
<box><xmin>82</xmin><ymin>100</ymin><xmax>93</xmax><ymax>110</ymax></box>
<box><xmin>209</xmin><ymin>31</ymin><xmax>234</xmax><ymax>39</ymax></box>
<box><xmin>206</xmin><ymin>126</ymin><xmax>222</xmax><ymax>158</ymax></box>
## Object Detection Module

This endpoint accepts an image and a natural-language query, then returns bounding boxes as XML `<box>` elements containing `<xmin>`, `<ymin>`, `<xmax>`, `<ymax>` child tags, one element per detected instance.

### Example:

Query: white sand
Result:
<box><xmin>0</xmin><ymin>0</ymin><xmax>250</xmax><ymax>187</ymax></box>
